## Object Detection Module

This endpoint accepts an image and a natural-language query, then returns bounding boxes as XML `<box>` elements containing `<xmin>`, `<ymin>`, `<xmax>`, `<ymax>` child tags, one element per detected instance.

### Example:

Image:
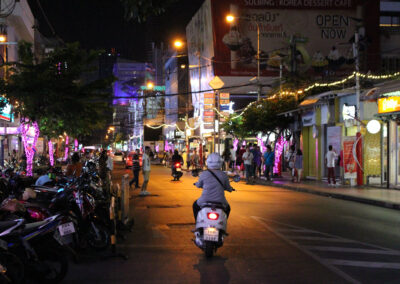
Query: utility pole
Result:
<box><xmin>256</xmin><ymin>22</ymin><xmax>261</xmax><ymax>101</ymax></box>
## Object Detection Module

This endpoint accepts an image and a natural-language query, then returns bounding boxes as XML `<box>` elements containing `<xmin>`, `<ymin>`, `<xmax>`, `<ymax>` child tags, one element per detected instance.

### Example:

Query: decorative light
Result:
<box><xmin>366</xmin><ymin>120</ymin><xmax>381</xmax><ymax>134</ymax></box>
<box><xmin>64</xmin><ymin>136</ymin><xmax>69</xmax><ymax>161</ymax></box>
<box><xmin>273</xmin><ymin>136</ymin><xmax>287</xmax><ymax>175</ymax></box>
<box><xmin>49</xmin><ymin>141</ymin><xmax>54</xmax><ymax>166</ymax></box>
<box><xmin>233</xmin><ymin>138</ymin><xmax>239</xmax><ymax>151</ymax></box>
<box><xmin>147</xmin><ymin>82</ymin><xmax>154</xmax><ymax>89</ymax></box>
<box><xmin>0</xmin><ymin>35</ymin><xmax>6</xmax><ymax>43</ymax></box>
<box><xmin>74</xmin><ymin>139</ymin><xmax>78</xmax><ymax>152</ymax></box>
<box><xmin>20</xmin><ymin>120</ymin><xmax>40</xmax><ymax>176</ymax></box>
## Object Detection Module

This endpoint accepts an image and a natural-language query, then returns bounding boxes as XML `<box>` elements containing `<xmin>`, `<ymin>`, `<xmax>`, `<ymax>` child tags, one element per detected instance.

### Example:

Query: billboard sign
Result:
<box><xmin>378</xmin><ymin>96</ymin><xmax>400</xmax><ymax>114</ymax></box>
<box><xmin>212</xmin><ymin>0</ymin><xmax>362</xmax><ymax>77</ymax></box>
<box><xmin>0</xmin><ymin>98</ymin><xmax>13</xmax><ymax>122</ymax></box>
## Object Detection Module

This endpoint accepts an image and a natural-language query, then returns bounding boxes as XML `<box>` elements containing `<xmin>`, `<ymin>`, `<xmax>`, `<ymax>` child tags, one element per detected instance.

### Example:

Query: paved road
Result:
<box><xmin>65</xmin><ymin>163</ymin><xmax>400</xmax><ymax>283</ymax></box>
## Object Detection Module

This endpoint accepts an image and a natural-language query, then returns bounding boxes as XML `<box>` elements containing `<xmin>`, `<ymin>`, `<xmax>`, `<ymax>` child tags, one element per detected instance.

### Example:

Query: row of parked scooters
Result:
<box><xmin>0</xmin><ymin>160</ymin><xmax>115</xmax><ymax>283</ymax></box>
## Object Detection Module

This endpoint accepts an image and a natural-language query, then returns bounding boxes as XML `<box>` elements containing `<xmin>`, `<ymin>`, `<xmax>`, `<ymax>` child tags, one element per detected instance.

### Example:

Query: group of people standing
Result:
<box><xmin>129</xmin><ymin>146</ymin><xmax>151</xmax><ymax>196</ymax></box>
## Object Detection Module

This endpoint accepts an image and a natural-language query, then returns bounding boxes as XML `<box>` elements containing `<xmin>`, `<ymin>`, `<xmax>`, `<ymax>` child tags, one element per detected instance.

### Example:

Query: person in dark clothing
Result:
<box><xmin>129</xmin><ymin>149</ymin><xmax>141</xmax><ymax>189</ymax></box>
<box><xmin>171</xmin><ymin>149</ymin><xmax>184</xmax><ymax>180</ymax></box>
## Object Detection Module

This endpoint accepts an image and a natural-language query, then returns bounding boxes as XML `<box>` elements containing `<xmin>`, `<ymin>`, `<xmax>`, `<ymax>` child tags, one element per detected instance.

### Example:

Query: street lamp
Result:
<box><xmin>0</xmin><ymin>35</ymin><xmax>6</xmax><ymax>43</ymax></box>
<box><xmin>226</xmin><ymin>14</ymin><xmax>262</xmax><ymax>101</ymax></box>
<box><xmin>174</xmin><ymin>40</ymin><xmax>184</xmax><ymax>49</ymax></box>
<box><xmin>146</xmin><ymin>82</ymin><xmax>154</xmax><ymax>90</ymax></box>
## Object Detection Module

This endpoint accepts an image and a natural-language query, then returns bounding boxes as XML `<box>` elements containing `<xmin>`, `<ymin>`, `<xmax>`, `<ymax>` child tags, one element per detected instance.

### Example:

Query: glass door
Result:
<box><xmin>382</xmin><ymin>124</ymin><xmax>388</xmax><ymax>184</ymax></box>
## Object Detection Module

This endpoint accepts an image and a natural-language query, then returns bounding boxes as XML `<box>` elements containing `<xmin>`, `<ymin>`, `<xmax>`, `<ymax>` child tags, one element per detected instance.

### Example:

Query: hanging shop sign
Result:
<box><xmin>343</xmin><ymin>136</ymin><xmax>357</xmax><ymax>179</ymax></box>
<box><xmin>219</xmin><ymin>93</ymin><xmax>230</xmax><ymax>123</ymax></box>
<box><xmin>342</xmin><ymin>104</ymin><xmax>356</xmax><ymax>120</ymax></box>
<box><xmin>378</xmin><ymin>96</ymin><xmax>400</xmax><ymax>114</ymax></box>
<box><xmin>203</xmin><ymin>93</ymin><xmax>215</xmax><ymax>129</ymax></box>
<box><xmin>0</xmin><ymin>98</ymin><xmax>13</xmax><ymax>122</ymax></box>
<box><xmin>301</xmin><ymin>111</ymin><xmax>315</xmax><ymax>126</ymax></box>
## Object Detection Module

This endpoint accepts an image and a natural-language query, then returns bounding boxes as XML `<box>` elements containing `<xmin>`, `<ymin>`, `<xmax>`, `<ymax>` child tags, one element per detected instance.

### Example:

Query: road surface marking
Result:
<box><xmin>289</xmin><ymin>236</ymin><xmax>355</xmax><ymax>242</ymax></box>
<box><xmin>251</xmin><ymin>216</ymin><xmax>361</xmax><ymax>284</ymax></box>
<box><xmin>303</xmin><ymin>246</ymin><xmax>400</xmax><ymax>255</ymax></box>
<box><xmin>326</xmin><ymin>259</ymin><xmax>400</xmax><ymax>269</ymax></box>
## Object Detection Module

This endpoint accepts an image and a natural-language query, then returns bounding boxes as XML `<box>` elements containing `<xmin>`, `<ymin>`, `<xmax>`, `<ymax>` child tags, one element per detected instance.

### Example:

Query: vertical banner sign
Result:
<box><xmin>343</xmin><ymin>136</ymin><xmax>357</xmax><ymax>179</ymax></box>
<box><xmin>219</xmin><ymin>93</ymin><xmax>230</xmax><ymax>122</ymax></box>
<box><xmin>203</xmin><ymin>93</ymin><xmax>215</xmax><ymax>129</ymax></box>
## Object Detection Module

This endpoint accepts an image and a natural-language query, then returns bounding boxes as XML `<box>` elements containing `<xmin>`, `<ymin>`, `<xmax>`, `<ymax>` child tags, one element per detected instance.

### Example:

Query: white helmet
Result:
<box><xmin>206</xmin><ymin>153</ymin><xmax>223</xmax><ymax>170</ymax></box>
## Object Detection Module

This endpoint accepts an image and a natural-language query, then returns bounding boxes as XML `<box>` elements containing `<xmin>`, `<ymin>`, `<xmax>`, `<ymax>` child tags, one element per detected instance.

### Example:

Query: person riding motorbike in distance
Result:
<box><xmin>171</xmin><ymin>149</ymin><xmax>184</xmax><ymax>179</ymax></box>
<box><xmin>193</xmin><ymin>153</ymin><xmax>234</xmax><ymax>222</ymax></box>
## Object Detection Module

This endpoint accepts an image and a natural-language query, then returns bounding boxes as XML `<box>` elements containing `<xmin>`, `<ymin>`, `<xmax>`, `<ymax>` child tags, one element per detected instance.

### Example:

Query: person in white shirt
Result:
<box><xmin>140</xmin><ymin>146</ymin><xmax>151</xmax><ymax>196</ymax></box>
<box><xmin>325</xmin><ymin>145</ymin><xmax>338</xmax><ymax>186</ymax></box>
<box><xmin>242</xmin><ymin>146</ymin><xmax>254</xmax><ymax>184</ymax></box>
<box><xmin>229</xmin><ymin>146</ymin><xmax>236</xmax><ymax>173</ymax></box>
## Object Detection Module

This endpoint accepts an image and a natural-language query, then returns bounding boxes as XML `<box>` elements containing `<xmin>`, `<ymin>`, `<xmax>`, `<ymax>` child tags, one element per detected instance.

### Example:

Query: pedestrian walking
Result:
<box><xmin>140</xmin><ymin>146</ymin><xmax>151</xmax><ymax>196</ymax></box>
<box><xmin>191</xmin><ymin>149</ymin><xmax>200</xmax><ymax>170</ymax></box>
<box><xmin>129</xmin><ymin>149</ymin><xmax>141</xmax><ymax>189</ymax></box>
<box><xmin>253</xmin><ymin>146</ymin><xmax>262</xmax><ymax>178</ymax></box>
<box><xmin>286</xmin><ymin>145</ymin><xmax>296</xmax><ymax>182</ymax></box>
<box><xmin>237</xmin><ymin>145</ymin><xmax>246</xmax><ymax>177</ymax></box>
<box><xmin>325</xmin><ymin>145</ymin><xmax>338</xmax><ymax>186</ymax></box>
<box><xmin>229</xmin><ymin>146</ymin><xmax>236</xmax><ymax>172</ymax></box>
<box><xmin>222</xmin><ymin>147</ymin><xmax>231</xmax><ymax>172</ymax></box>
<box><xmin>263</xmin><ymin>145</ymin><xmax>274</xmax><ymax>181</ymax></box>
<box><xmin>242</xmin><ymin>146</ymin><xmax>254</xmax><ymax>184</ymax></box>
<box><xmin>294</xmin><ymin>149</ymin><xmax>303</xmax><ymax>183</ymax></box>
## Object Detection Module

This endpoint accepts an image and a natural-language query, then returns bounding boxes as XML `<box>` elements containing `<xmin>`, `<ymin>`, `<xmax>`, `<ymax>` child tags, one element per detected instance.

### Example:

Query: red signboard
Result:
<box><xmin>343</xmin><ymin>136</ymin><xmax>357</xmax><ymax>179</ymax></box>
<box><xmin>203</xmin><ymin>111</ymin><xmax>215</xmax><ymax>117</ymax></box>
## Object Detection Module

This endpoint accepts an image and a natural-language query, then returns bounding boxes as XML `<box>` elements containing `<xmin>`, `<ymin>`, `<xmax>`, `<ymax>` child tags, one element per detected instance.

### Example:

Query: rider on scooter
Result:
<box><xmin>193</xmin><ymin>153</ymin><xmax>233</xmax><ymax>221</ymax></box>
<box><xmin>171</xmin><ymin>150</ymin><xmax>183</xmax><ymax>177</ymax></box>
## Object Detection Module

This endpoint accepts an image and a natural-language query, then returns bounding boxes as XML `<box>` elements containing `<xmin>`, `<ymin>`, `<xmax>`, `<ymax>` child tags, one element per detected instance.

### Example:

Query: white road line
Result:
<box><xmin>255</xmin><ymin>217</ymin><xmax>395</xmax><ymax>252</ymax></box>
<box><xmin>276</xmin><ymin>228</ymin><xmax>318</xmax><ymax>233</ymax></box>
<box><xmin>303</xmin><ymin>246</ymin><xmax>400</xmax><ymax>255</ymax></box>
<box><xmin>251</xmin><ymin>216</ymin><xmax>361</xmax><ymax>284</ymax></box>
<box><xmin>289</xmin><ymin>236</ymin><xmax>355</xmax><ymax>242</ymax></box>
<box><xmin>326</xmin><ymin>259</ymin><xmax>400</xmax><ymax>269</ymax></box>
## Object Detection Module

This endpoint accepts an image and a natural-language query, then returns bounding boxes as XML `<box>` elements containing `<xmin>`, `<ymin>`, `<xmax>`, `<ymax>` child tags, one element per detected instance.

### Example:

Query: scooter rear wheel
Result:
<box><xmin>204</xmin><ymin>241</ymin><xmax>214</xmax><ymax>258</ymax></box>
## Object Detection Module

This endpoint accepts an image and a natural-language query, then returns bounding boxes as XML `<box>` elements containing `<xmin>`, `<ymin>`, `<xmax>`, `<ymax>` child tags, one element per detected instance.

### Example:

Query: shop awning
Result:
<box><xmin>362</xmin><ymin>80</ymin><xmax>400</xmax><ymax>101</ymax></box>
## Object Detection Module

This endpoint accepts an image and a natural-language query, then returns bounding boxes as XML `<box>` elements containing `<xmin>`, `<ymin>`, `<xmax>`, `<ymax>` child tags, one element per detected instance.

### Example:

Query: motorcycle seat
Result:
<box><xmin>0</xmin><ymin>220</ymin><xmax>23</xmax><ymax>233</ymax></box>
<box><xmin>201</xmin><ymin>202</ymin><xmax>227</xmax><ymax>210</ymax></box>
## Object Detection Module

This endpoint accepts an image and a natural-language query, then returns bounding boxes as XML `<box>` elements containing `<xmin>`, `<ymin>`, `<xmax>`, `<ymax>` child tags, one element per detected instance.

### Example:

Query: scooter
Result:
<box><xmin>172</xmin><ymin>162</ymin><xmax>183</xmax><ymax>181</ymax></box>
<box><xmin>192</xmin><ymin>174</ymin><xmax>240</xmax><ymax>257</ymax></box>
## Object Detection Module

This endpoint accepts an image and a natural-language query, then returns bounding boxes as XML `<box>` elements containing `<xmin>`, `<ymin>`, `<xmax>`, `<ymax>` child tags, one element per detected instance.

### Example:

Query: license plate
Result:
<box><xmin>176</xmin><ymin>168</ymin><xmax>181</xmax><ymax>172</ymax></box>
<box><xmin>58</xmin><ymin>222</ymin><xmax>75</xmax><ymax>236</ymax></box>
<box><xmin>204</xmin><ymin>227</ymin><xmax>219</xmax><ymax>242</ymax></box>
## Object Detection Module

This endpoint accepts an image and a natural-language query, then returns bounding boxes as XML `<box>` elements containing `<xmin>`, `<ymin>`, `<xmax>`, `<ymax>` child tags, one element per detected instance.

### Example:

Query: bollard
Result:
<box><xmin>119</xmin><ymin>174</ymin><xmax>134</xmax><ymax>231</ymax></box>
<box><xmin>109</xmin><ymin>196</ymin><xmax>117</xmax><ymax>253</ymax></box>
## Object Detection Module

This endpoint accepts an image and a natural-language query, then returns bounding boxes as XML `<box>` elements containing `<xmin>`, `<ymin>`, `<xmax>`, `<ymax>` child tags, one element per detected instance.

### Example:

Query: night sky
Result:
<box><xmin>28</xmin><ymin>0</ymin><xmax>204</xmax><ymax>60</ymax></box>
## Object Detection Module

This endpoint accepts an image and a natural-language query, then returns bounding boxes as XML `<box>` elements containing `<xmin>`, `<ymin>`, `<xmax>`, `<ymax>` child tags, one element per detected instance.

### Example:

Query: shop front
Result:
<box><xmin>376</xmin><ymin>95</ymin><xmax>400</xmax><ymax>188</ymax></box>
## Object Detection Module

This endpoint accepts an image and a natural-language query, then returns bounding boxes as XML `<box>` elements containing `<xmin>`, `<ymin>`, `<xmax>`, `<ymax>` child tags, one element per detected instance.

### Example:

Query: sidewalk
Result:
<box><xmin>249</xmin><ymin>173</ymin><xmax>400</xmax><ymax>210</ymax></box>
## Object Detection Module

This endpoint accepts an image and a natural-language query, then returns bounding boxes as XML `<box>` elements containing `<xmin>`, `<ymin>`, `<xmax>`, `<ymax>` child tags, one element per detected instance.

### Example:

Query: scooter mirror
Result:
<box><xmin>233</xmin><ymin>175</ymin><xmax>241</xmax><ymax>182</ymax></box>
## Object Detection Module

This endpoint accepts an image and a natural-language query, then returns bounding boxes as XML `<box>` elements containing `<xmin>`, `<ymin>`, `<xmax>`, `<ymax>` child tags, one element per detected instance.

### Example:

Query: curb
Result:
<box><xmin>252</xmin><ymin>178</ymin><xmax>400</xmax><ymax>211</ymax></box>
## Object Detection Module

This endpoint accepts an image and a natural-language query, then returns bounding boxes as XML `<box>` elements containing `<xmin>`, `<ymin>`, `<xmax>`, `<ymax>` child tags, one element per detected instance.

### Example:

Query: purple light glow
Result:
<box><xmin>74</xmin><ymin>139</ymin><xmax>78</xmax><ymax>152</ymax></box>
<box><xmin>233</xmin><ymin>138</ymin><xmax>239</xmax><ymax>151</ymax></box>
<box><xmin>273</xmin><ymin>136</ymin><xmax>287</xmax><ymax>175</ymax></box>
<box><xmin>64</xmin><ymin>136</ymin><xmax>69</xmax><ymax>161</ymax></box>
<box><xmin>20</xmin><ymin>120</ymin><xmax>40</xmax><ymax>176</ymax></box>
<box><xmin>49</xmin><ymin>141</ymin><xmax>54</xmax><ymax>166</ymax></box>
<box><xmin>257</xmin><ymin>137</ymin><xmax>265</xmax><ymax>153</ymax></box>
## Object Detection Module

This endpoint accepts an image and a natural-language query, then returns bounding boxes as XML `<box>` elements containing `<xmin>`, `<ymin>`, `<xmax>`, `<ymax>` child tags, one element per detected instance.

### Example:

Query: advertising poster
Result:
<box><xmin>327</xmin><ymin>126</ymin><xmax>341</xmax><ymax>154</ymax></box>
<box><xmin>211</xmin><ymin>0</ymin><xmax>367</xmax><ymax>77</ymax></box>
<box><xmin>203</xmin><ymin>93</ymin><xmax>215</xmax><ymax>129</ymax></box>
<box><xmin>343</xmin><ymin>136</ymin><xmax>357</xmax><ymax>179</ymax></box>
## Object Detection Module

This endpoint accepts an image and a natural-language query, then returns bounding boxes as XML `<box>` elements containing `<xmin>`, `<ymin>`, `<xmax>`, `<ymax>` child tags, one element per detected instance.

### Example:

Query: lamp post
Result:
<box><xmin>173</xmin><ymin>39</ymin><xmax>202</xmax><ymax>161</ymax></box>
<box><xmin>226</xmin><ymin>14</ymin><xmax>261</xmax><ymax>101</ymax></box>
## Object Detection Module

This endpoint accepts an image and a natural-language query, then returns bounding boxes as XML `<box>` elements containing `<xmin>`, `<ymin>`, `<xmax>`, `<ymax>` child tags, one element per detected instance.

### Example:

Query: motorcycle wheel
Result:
<box><xmin>34</xmin><ymin>248</ymin><xmax>68</xmax><ymax>284</ymax></box>
<box><xmin>87</xmin><ymin>222</ymin><xmax>110</xmax><ymax>250</ymax></box>
<box><xmin>0</xmin><ymin>251</ymin><xmax>24</xmax><ymax>284</ymax></box>
<box><xmin>204</xmin><ymin>241</ymin><xmax>214</xmax><ymax>258</ymax></box>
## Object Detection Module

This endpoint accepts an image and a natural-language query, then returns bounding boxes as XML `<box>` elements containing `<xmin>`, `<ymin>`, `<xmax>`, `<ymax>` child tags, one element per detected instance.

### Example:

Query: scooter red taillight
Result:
<box><xmin>175</xmin><ymin>163</ymin><xmax>181</xmax><ymax>168</ymax></box>
<box><xmin>27</xmin><ymin>208</ymin><xmax>46</xmax><ymax>221</ymax></box>
<box><xmin>207</xmin><ymin>212</ymin><xmax>219</xmax><ymax>220</ymax></box>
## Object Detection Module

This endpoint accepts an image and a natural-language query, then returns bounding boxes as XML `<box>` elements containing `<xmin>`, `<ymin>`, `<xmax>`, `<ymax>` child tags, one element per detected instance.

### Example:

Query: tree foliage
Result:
<box><xmin>0</xmin><ymin>41</ymin><xmax>114</xmax><ymax>139</ymax></box>
<box><xmin>223</xmin><ymin>95</ymin><xmax>298</xmax><ymax>138</ymax></box>
<box><xmin>120</xmin><ymin>0</ymin><xmax>178</xmax><ymax>22</ymax></box>
<box><xmin>221</xmin><ymin>115</ymin><xmax>250</xmax><ymax>140</ymax></box>
<box><xmin>242</xmin><ymin>95</ymin><xmax>298</xmax><ymax>136</ymax></box>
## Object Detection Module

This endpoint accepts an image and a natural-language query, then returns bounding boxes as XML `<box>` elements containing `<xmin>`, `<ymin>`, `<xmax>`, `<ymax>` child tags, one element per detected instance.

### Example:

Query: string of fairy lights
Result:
<box><xmin>144</xmin><ymin>70</ymin><xmax>400</xmax><ymax>129</ymax></box>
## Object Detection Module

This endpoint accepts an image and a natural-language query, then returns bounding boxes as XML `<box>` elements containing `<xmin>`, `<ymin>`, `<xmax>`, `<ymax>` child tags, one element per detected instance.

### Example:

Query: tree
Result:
<box><xmin>221</xmin><ymin>115</ymin><xmax>250</xmax><ymax>141</ymax></box>
<box><xmin>120</xmin><ymin>0</ymin><xmax>178</xmax><ymax>22</ymax></box>
<box><xmin>0</xmin><ymin>41</ymin><xmax>113</xmax><ymax>173</ymax></box>
<box><xmin>242</xmin><ymin>95</ymin><xmax>298</xmax><ymax>136</ymax></box>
